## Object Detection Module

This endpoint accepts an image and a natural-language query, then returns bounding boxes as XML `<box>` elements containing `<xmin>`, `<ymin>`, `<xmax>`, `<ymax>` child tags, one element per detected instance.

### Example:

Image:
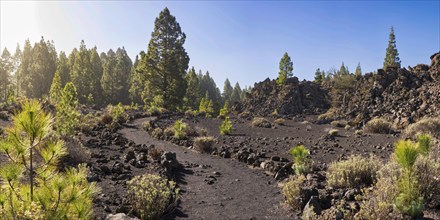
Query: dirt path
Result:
<box><xmin>120</xmin><ymin>118</ymin><xmax>292</xmax><ymax>220</ymax></box>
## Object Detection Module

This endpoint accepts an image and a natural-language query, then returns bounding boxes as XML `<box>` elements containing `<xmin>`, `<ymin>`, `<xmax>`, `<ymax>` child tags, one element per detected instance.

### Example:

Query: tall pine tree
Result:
<box><xmin>26</xmin><ymin>37</ymin><xmax>57</xmax><ymax>98</ymax></box>
<box><xmin>355</xmin><ymin>62</ymin><xmax>362</xmax><ymax>76</ymax></box>
<box><xmin>129</xmin><ymin>53</ymin><xmax>143</xmax><ymax>104</ymax></box>
<box><xmin>138</xmin><ymin>7</ymin><xmax>189</xmax><ymax>110</ymax></box>
<box><xmin>383</xmin><ymin>26</ymin><xmax>401</xmax><ymax>69</ymax></box>
<box><xmin>17</xmin><ymin>40</ymin><xmax>32</xmax><ymax>97</ymax></box>
<box><xmin>56</xmin><ymin>51</ymin><xmax>71</xmax><ymax>87</ymax></box>
<box><xmin>222</xmin><ymin>78</ymin><xmax>233</xmax><ymax>102</ymax></box>
<box><xmin>276</xmin><ymin>52</ymin><xmax>293</xmax><ymax>86</ymax></box>
<box><xmin>183</xmin><ymin>67</ymin><xmax>201</xmax><ymax>110</ymax></box>
<box><xmin>0</xmin><ymin>48</ymin><xmax>13</xmax><ymax>101</ymax></box>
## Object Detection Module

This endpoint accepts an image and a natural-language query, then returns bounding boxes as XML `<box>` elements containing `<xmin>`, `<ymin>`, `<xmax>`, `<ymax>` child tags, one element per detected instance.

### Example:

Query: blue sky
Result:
<box><xmin>1</xmin><ymin>1</ymin><xmax>439</xmax><ymax>89</ymax></box>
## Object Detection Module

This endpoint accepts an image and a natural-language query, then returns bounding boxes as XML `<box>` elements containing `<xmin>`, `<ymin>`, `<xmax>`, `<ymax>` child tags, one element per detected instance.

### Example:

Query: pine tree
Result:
<box><xmin>57</xmin><ymin>51</ymin><xmax>71</xmax><ymax>86</ymax></box>
<box><xmin>183</xmin><ymin>67</ymin><xmax>201</xmax><ymax>110</ymax></box>
<box><xmin>17</xmin><ymin>39</ymin><xmax>32</xmax><ymax>97</ymax></box>
<box><xmin>49</xmin><ymin>71</ymin><xmax>62</xmax><ymax>104</ymax></box>
<box><xmin>25</xmin><ymin>37</ymin><xmax>57</xmax><ymax>98</ymax></box>
<box><xmin>383</xmin><ymin>26</ymin><xmax>401</xmax><ymax>69</ymax></box>
<box><xmin>0</xmin><ymin>48</ymin><xmax>13</xmax><ymax>101</ymax></box>
<box><xmin>314</xmin><ymin>68</ymin><xmax>324</xmax><ymax>84</ymax></box>
<box><xmin>89</xmin><ymin>46</ymin><xmax>104</xmax><ymax>105</ymax></box>
<box><xmin>11</xmin><ymin>44</ymin><xmax>22</xmax><ymax>97</ymax></box>
<box><xmin>222</xmin><ymin>78</ymin><xmax>233</xmax><ymax>102</ymax></box>
<box><xmin>129</xmin><ymin>54</ymin><xmax>143</xmax><ymax>104</ymax></box>
<box><xmin>276</xmin><ymin>52</ymin><xmax>293</xmax><ymax>86</ymax></box>
<box><xmin>338</xmin><ymin>62</ymin><xmax>349</xmax><ymax>76</ymax></box>
<box><xmin>0</xmin><ymin>100</ymin><xmax>98</xmax><ymax>219</ymax></box>
<box><xmin>138</xmin><ymin>7</ymin><xmax>189</xmax><ymax>110</ymax></box>
<box><xmin>355</xmin><ymin>62</ymin><xmax>362</xmax><ymax>76</ymax></box>
<box><xmin>230</xmin><ymin>82</ymin><xmax>242</xmax><ymax>103</ymax></box>
<box><xmin>56</xmin><ymin>82</ymin><xmax>79</xmax><ymax>136</ymax></box>
<box><xmin>114</xmin><ymin>47</ymin><xmax>132</xmax><ymax>104</ymax></box>
<box><xmin>101</xmin><ymin>49</ymin><xmax>118</xmax><ymax>104</ymax></box>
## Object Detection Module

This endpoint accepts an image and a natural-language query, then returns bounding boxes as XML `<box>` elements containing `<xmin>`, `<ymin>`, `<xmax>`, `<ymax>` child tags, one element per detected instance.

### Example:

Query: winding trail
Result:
<box><xmin>120</xmin><ymin>118</ymin><xmax>292</xmax><ymax>220</ymax></box>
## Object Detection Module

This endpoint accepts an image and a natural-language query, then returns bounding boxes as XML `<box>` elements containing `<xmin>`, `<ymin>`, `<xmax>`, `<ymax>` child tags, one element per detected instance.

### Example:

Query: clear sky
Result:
<box><xmin>1</xmin><ymin>1</ymin><xmax>439</xmax><ymax>89</ymax></box>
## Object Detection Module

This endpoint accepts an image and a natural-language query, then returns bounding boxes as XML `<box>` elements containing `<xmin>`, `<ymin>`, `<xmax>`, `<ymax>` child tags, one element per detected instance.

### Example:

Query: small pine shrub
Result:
<box><xmin>364</xmin><ymin>118</ymin><xmax>393</xmax><ymax>134</ymax></box>
<box><xmin>327</xmin><ymin>155</ymin><xmax>381</xmax><ymax>188</ymax></box>
<box><xmin>194</xmin><ymin>136</ymin><xmax>215</xmax><ymax>153</ymax></box>
<box><xmin>416</xmin><ymin>134</ymin><xmax>430</xmax><ymax>155</ymax></box>
<box><xmin>405</xmin><ymin>117</ymin><xmax>440</xmax><ymax>139</ymax></box>
<box><xmin>251</xmin><ymin>117</ymin><xmax>271</xmax><ymax>128</ymax></box>
<box><xmin>0</xmin><ymin>100</ymin><xmax>99</xmax><ymax>219</ymax></box>
<box><xmin>127</xmin><ymin>174</ymin><xmax>179</xmax><ymax>220</ymax></box>
<box><xmin>173</xmin><ymin>120</ymin><xmax>187</xmax><ymax>140</ymax></box>
<box><xmin>164</xmin><ymin>127</ymin><xmax>174</xmax><ymax>137</ymax></box>
<box><xmin>344</xmin><ymin>124</ymin><xmax>351</xmax><ymax>130</ymax></box>
<box><xmin>219</xmin><ymin>101</ymin><xmax>229</xmax><ymax>118</ymax></box>
<box><xmin>393</xmin><ymin>140</ymin><xmax>424</xmax><ymax>217</ymax></box>
<box><xmin>108</xmin><ymin>103</ymin><xmax>128</xmax><ymax>124</ymax></box>
<box><xmin>328</xmin><ymin>129</ymin><xmax>339</xmax><ymax>137</ymax></box>
<box><xmin>355</xmin><ymin>129</ymin><xmax>363</xmax><ymax>135</ymax></box>
<box><xmin>220</xmin><ymin>116</ymin><xmax>233</xmax><ymax>135</ymax></box>
<box><xmin>282</xmin><ymin>175</ymin><xmax>306</xmax><ymax>210</ymax></box>
<box><xmin>274</xmin><ymin>118</ymin><xmax>285</xmax><ymax>125</ymax></box>
<box><xmin>289</xmin><ymin>145</ymin><xmax>310</xmax><ymax>175</ymax></box>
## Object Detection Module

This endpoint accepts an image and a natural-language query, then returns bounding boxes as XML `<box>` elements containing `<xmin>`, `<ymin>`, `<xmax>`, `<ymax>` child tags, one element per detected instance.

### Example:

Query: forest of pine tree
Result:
<box><xmin>0</xmin><ymin>8</ymin><xmax>248</xmax><ymax>108</ymax></box>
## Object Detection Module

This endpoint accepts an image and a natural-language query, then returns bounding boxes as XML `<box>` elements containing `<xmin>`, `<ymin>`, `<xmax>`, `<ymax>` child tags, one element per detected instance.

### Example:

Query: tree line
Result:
<box><xmin>0</xmin><ymin>8</ymin><xmax>249</xmax><ymax>112</ymax></box>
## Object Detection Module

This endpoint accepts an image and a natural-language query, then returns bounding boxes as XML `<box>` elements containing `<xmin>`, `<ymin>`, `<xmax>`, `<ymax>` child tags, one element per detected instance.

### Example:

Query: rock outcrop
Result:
<box><xmin>330</xmin><ymin>52</ymin><xmax>440</xmax><ymax>128</ymax></box>
<box><xmin>235</xmin><ymin>77</ymin><xmax>331</xmax><ymax>116</ymax></box>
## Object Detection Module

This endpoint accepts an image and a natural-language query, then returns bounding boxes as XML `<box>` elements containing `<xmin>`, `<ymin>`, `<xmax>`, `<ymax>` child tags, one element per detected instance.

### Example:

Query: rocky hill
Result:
<box><xmin>234</xmin><ymin>77</ymin><xmax>331</xmax><ymax>116</ymax></box>
<box><xmin>330</xmin><ymin>52</ymin><xmax>440</xmax><ymax>128</ymax></box>
<box><xmin>235</xmin><ymin>52</ymin><xmax>440</xmax><ymax>130</ymax></box>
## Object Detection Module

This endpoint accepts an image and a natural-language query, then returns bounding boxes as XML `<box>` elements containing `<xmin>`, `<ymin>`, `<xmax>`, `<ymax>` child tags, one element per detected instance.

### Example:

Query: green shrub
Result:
<box><xmin>328</xmin><ymin>129</ymin><xmax>339</xmax><ymax>137</ymax></box>
<box><xmin>127</xmin><ymin>174</ymin><xmax>179</xmax><ymax>220</ymax></box>
<box><xmin>317</xmin><ymin>108</ymin><xmax>337</xmax><ymax>121</ymax></box>
<box><xmin>238</xmin><ymin>111</ymin><xmax>251</xmax><ymax>119</ymax></box>
<box><xmin>148</xmin><ymin>105</ymin><xmax>162</xmax><ymax>116</ymax></box>
<box><xmin>282</xmin><ymin>175</ymin><xmax>306</xmax><ymax>210</ymax></box>
<box><xmin>344</xmin><ymin>124</ymin><xmax>351</xmax><ymax>130</ymax></box>
<box><xmin>355</xmin><ymin>129</ymin><xmax>363</xmax><ymax>135</ymax></box>
<box><xmin>364</xmin><ymin>118</ymin><xmax>393</xmax><ymax>134</ymax></box>
<box><xmin>414</xmin><ymin>153</ymin><xmax>440</xmax><ymax>208</ymax></box>
<box><xmin>289</xmin><ymin>145</ymin><xmax>310</xmax><ymax>175</ymax></box>
<box><xmin>151</xmin><ymin>128</ymin><xmax>164</xmax><ymax>139</ymax></box>
<box><xmin>331</xmin><ymin>120</ymin><xmax>347</xmax><ymax>128</ymax></box>
<box><xmin>251</xmin><ymin>117</ymin><xmax>271</xmax><ymax>128</ymax></box>
<box><xmin>274</xmin><ymin>118</ymin><xmax>285</xmax><ymax>125</ymax></box>
<box><xmin>357</xmin><ymin>174</ymin><xmax>401</xmax><ymax>219</ymax></box>
<box><xmin>142</xmin><ymin>120</ymin><xmax>154</xmax><ymax>132</ymax></box>
<box><xmin>107</xmin><ymin>103</ymin><xmax>128</xmax><ymax>124</ymax></box>
<box><xmin>405</xmin><ymin>117</ymin><xmax>440</xmax><ymax>139</ymax></box>
<box><xmin>220</xmin><ymin>116</ymin><xmax>233</xmax><ymax>135</ymax></box>
<box><xmin>194</xmin><ymin>136</ymin><xmax>215</xmax><ymax>153</ymax></box>
<box><xmin>327</xmin><ymin>155</ymin><xmax>381</xmax><ymax>188</ymax></box>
